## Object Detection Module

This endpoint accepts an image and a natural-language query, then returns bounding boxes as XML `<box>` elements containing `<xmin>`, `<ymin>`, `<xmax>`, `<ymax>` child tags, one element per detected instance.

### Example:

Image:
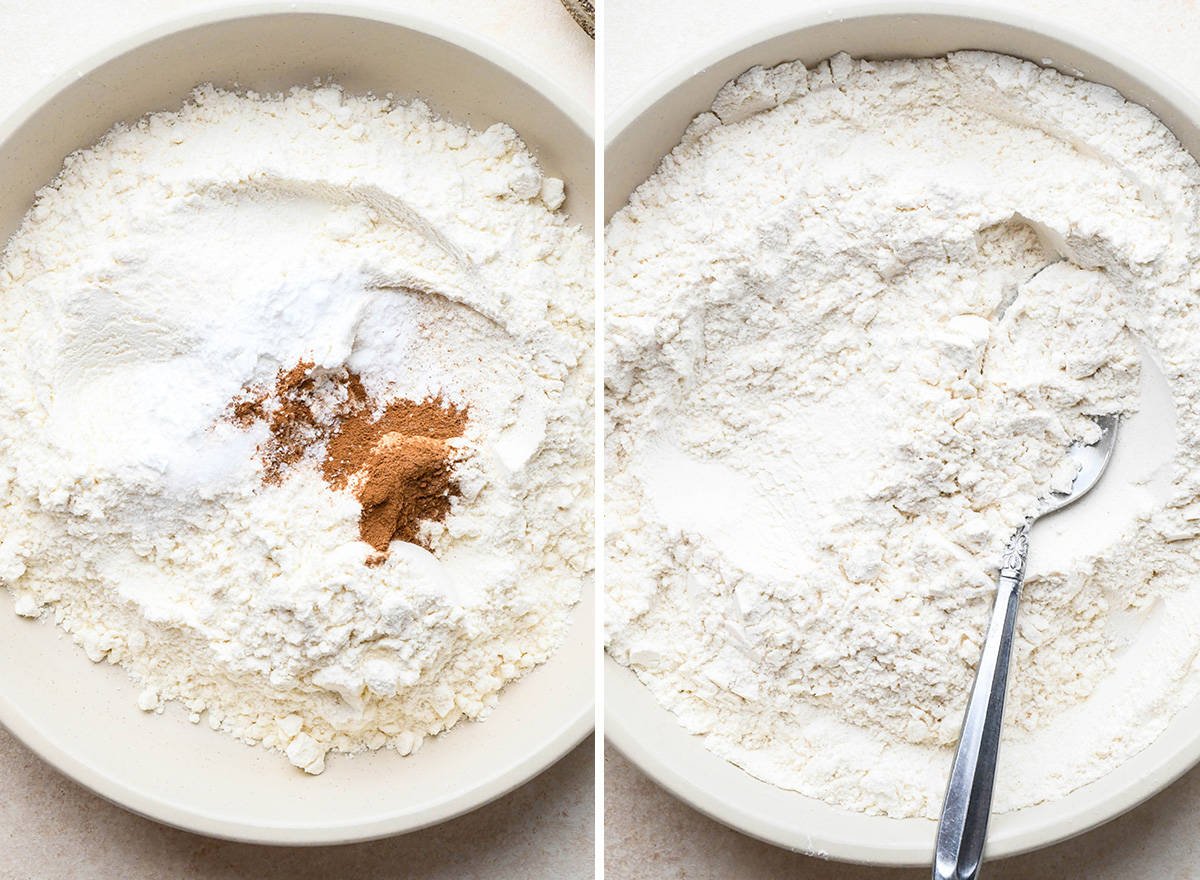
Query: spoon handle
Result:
<box><xmin>933</xmin><ymin>528</ymin><xmax>1030</xmax><ymax>880</ymax></box>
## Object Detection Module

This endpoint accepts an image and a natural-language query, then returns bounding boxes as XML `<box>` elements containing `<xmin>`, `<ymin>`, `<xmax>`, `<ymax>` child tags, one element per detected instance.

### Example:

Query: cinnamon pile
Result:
<box><xmin>230</xmin><ymin>362</ymin><xmax>468</xmax><ymax>561</ymax></box>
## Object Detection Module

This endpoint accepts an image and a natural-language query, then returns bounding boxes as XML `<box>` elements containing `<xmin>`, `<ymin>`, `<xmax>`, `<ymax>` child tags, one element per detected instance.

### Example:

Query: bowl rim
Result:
<box><xmin>606</xmin><ymin>0</ymin><xmax>1197</xmax><ymax>146</ymax></box>
<box><xmin>0</xmin><ymin>1</ymin><xmax>593</xmax><ymax>149</ymax></box>
<box><xmin>604</xmin><ymin>0</ymin><xmax>1200</xmax><ymax>866</ymax></box>
<box><xmin>0</xmin><ymin>1</ymin><xmax>594</xmax><ymax>846</ymax></box>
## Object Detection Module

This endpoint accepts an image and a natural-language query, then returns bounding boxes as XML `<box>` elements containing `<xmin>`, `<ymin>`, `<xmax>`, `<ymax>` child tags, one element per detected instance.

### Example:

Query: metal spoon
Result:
<box><xmin>933</xmin><ymin>414</ymin><xmax>1120</xmax><ymax>880</ymax></box>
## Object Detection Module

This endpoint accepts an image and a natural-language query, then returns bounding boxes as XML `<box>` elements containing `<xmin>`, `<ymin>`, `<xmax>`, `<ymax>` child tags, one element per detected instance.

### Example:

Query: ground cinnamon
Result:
<box><xmin>229</xmin><ymin>362</ymin><xmax>468</xmax><ymax>560</ymax></box>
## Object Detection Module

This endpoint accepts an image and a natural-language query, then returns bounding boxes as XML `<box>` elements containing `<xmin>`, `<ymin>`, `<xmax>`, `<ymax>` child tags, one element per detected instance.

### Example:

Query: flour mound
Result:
<box><xmin>606</xmin><ymin>53</ymin><xmax>1200</xmax><ymax>817</ymax></box>
<box><xmin>0</xmin><ymin>85</ymin><xmax>593</xmax><ymax>774</ymax></box>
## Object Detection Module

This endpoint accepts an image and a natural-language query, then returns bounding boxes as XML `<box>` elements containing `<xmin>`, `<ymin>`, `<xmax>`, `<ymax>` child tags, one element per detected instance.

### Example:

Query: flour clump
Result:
<box><xmin>606</xmin><ymin>53</ymin><xmax>1200</xmax><ymax>817</ymax></box>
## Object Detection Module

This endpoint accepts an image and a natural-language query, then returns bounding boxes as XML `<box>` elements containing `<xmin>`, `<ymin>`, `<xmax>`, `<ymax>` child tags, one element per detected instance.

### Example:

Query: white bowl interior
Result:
<box><xmin>604</xmin><ymin>5</ymin><xmax>1200</xmax><ymax>866</ymax></box>
<box><xmin>0</xmin><ymin>8</ymin><xmax>594</xmax><ymax>845</ymax></box>
<box><xmin>0</xmin><ymin>9</ymin><xmax>594</xmax><ymax>237</ymax></box>
<box><xmin>606</xmin><ymin>7</ymin><xmax>1200</xmax><ymax>222</ymax></box>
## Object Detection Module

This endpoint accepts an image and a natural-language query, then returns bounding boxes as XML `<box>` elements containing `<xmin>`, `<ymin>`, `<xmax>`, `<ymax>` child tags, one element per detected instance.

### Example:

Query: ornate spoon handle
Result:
<box><xmin>933</xmin><ymin>527</ymin><xmax>1030</xmax><ymax>880</ymax></box>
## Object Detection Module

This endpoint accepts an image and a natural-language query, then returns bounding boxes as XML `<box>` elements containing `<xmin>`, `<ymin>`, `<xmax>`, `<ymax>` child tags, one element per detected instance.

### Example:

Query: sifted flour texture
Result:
<box><xmin>606</xmin><ymin>52</ymin><xmax>1200</xmax><ymax>817</ymax></box>
<box><xmin>0</xmin><ymin>84</ymin><xmax>592</xmax><ymax>774</ymax></box>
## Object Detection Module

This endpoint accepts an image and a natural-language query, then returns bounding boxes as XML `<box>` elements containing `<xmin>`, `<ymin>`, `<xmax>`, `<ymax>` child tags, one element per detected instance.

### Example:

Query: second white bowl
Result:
<box><xmin>605</xmin><ymin>2</ymin><xmax>1200</xmax><ymax>865</ymax></box>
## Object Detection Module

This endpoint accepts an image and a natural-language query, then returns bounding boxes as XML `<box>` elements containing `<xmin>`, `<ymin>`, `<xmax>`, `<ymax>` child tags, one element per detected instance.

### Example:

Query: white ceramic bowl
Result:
<box><xmin>0</xmin><ymin>4</ymin><xmax>593</xmax><ymax>845</ymax></box>
<box><xmin>605</xmin><ymin>2</ymin><xmax>1200</xmax><ymax>866</ymax></box>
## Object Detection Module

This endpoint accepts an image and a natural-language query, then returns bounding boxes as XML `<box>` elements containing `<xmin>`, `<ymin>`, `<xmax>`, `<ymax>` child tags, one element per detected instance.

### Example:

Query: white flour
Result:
<box><xmin>0</xmin><ymin>85</ymin><xmax>592</xmax><ymax>774</ymax></box>
<box><xmin>606</xmin><ymin>52</ymin><xmax>1200</xmax><ymax>817</ymax></box>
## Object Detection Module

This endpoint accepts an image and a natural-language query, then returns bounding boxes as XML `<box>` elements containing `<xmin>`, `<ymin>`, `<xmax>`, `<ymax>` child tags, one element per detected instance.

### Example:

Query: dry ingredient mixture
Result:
<box><xmin>0</xmin><ymin>84</ymin><xmax>592</xmax><ymax>774</ymax></box>
<box><xmin>606</xmin><ymin>52</ymin><xmax>1200</xmax><ymax>817</ymax></box>
<box><xmin>230</xmin><ymin>362</ymin><xmax>469</xmax><ymax>557</ymax></box>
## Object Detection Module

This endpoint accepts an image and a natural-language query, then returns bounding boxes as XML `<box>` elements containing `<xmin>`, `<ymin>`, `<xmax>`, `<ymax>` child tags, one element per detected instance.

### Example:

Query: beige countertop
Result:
<box><xmin>0</xmin><ymin>728</ymin><xmax>593</xmax><ymax>880</ymax></box>
<box><xmin>0</xmin><ymin>2</ymin><xmax>593</xmax><ymax>879</ymax></box>
<box><xmin>605</xmin><ymin>744</ymin><xmax>1200</xmax><ymax>879</ymax></box>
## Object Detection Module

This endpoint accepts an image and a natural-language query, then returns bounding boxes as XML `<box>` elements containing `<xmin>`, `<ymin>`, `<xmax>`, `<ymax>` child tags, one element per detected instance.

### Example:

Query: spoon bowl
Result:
<box><xmin>1040</xmin><ymin>415</ymin><xmax>1120</xmax><ymax>517</ymax></box>
<box><xmin>935</xmin><ymin>414</ymin><xmax>1121</xmax><ymax>880</ymax></box>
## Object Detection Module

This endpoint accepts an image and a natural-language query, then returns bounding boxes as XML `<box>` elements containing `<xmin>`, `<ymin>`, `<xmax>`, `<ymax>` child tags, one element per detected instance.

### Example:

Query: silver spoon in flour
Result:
<box><xmin>933</xmin><ymin>414</ymin><xmax>1119</xmax><ymax>880</ymax></box>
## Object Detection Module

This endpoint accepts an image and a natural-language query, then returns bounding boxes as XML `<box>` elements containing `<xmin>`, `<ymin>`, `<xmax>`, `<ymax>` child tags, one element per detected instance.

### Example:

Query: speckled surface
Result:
<box><xmin>605</xmin><ymin>744</ymin><xmax>1200</xmax><ymax>879</ymax></box>
<box><xmin>0</xmin><ymin>2</ymin><xmax>593</xmax><ymax>878</ymax></box>
<box><xmin>604</xmin><ymin>1</ymin><xmax>1200</xmax><ymax>877</ymax></box>
<box><xmin>0</xmin><ymin>727</ymin><xmax>593</xmax><ymax>880</ymax></box>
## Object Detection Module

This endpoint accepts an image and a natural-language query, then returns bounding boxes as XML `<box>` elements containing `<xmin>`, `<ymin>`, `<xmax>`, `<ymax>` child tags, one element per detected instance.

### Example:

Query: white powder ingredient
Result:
<box><xmin>605</xmin><ymin>52</ymin><xmax>1200</xmax><ymax>818</ymax></box>
<box><xmin>0</xmin><ymin>84</ymin><xmax>592</xmax><ymax>774</ymax></box>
